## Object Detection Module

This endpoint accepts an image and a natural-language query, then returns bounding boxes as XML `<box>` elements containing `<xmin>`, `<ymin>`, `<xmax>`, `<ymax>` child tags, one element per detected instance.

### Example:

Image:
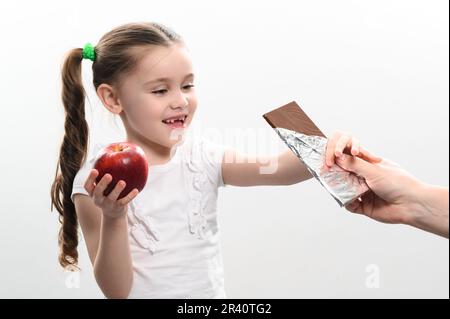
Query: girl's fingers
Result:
<box><xmin>335</xmin><ymin>134</ymin><xmax>351</xmax><ymax>158</ymax></box>
<box><xmin>325</xmin><ymin>132</ymin><xmax>341</xmax><ymax>167</ymax></box>
<box><xmin>350</xmin><ymin>137</ymin><xmax>361</xmax><ymax>156</ymax></box>
<box><xmin>326</xmin><ymin>132</ymin><xmax>380</xmax><ymax>167</ymax></box>
<box><xmin>107</xmin><ymin>180</ymin><xmax>127</xmax><ymax>201</ymax></box>
<box><xmin>93</xmin><ymin>173</ymin><xmax>113</xmax><ymax>198</ymax></box>
<box><xmin>117</xmin><ymin>189</ymin><xmax>139</xmax><ymax>206</ymax></box>
<box><xmin>84</xmin><ymin>169</ymin><xmax>99</xmax><ymax>196</ymax></box>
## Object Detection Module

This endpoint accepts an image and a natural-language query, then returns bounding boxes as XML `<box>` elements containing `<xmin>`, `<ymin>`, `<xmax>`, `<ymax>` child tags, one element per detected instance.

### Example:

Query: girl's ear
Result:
<box><xmin>96</xmin><ymin>83</ymin><xmax>123</xmax><ymax>114</ymax></box>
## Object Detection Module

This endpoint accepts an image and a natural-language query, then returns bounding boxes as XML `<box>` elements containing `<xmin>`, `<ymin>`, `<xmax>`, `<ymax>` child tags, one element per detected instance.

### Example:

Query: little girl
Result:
<box><xmin>50</xmin><ymin>22</ymin><xmax>380</xmax><ymax>299</ymax></box>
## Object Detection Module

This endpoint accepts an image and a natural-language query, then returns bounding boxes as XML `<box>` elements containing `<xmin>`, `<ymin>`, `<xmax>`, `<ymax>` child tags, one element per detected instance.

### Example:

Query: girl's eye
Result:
<box><xmin>152</xmin><ymin>85</ymin><xmax>194</xmax><ymax>95</ymax></box>
<box><xmin>183</xmin><ymin>84</ymin><xmax>195</xmax><ymax>90</ymax></box>
<box><xmin>152</xmin><ymin>89</ymin><xmax>168</xmax><ymax>95</ymax></box>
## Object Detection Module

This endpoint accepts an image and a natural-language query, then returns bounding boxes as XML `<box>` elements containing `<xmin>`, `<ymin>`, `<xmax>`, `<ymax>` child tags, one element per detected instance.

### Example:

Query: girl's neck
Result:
<box><xmin>126</xmin><ymin>135</ymin><xmax>174</xmax><ymax>166</ymax></box>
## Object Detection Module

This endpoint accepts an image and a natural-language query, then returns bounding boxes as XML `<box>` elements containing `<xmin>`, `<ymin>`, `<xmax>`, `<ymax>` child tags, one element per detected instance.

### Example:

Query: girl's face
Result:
<box><xmin>117</xmin><ymin>43</ymin><xmax>197</xmax><ymax>149</ymax></box>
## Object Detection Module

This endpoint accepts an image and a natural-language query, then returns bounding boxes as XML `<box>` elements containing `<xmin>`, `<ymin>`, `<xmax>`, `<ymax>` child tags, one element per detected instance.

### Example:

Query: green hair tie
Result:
<box><xmin>82</xmin><ymin>43</ymin><xmax>96</xmax><ymax>61</ymax></box>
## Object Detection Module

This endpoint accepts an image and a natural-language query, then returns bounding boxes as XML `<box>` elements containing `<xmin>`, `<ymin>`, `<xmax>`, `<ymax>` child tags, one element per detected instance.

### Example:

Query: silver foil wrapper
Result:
<box><xmin>275</xmin><ymin>127</ymin><xmax>369</xmax><ymax>207</ymax></box>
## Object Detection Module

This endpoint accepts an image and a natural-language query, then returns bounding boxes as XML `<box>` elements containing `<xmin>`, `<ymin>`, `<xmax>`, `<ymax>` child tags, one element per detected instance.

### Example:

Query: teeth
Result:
<box><xmin>163</xmin><ymin>115</ymin><xmax>186</xmax><ymax>124</ymax></box>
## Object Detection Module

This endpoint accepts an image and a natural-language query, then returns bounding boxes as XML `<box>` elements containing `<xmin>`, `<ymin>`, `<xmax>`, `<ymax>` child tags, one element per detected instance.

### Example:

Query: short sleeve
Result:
<box><xmin>70</xmin><ymin>142</ymin><xmax>107</xmax><ymax>203</ymax></box>
<box><xmin>199</xmin><ymin>139</ymin><xmax>229</xmax><ymax>188</ymax></box>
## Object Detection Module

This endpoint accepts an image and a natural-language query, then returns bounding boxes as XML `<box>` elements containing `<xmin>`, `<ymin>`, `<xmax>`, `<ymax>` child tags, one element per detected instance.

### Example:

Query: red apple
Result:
<box><xmin>93</xmin><ymin>142</ymin><xmax>148</xmax><ymax>199</ymax></box>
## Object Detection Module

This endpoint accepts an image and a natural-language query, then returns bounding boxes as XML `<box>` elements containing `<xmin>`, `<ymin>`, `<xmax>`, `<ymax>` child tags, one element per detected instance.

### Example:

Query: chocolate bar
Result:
<box><xmin>263</xmin><ymin>101</ymin><xmax>369</xmax><ymax>207</ymax></box>
<box><xmin>263</xmin><ymin>101</ymin><xmax>326</xmax><ymax>138</ymax></box>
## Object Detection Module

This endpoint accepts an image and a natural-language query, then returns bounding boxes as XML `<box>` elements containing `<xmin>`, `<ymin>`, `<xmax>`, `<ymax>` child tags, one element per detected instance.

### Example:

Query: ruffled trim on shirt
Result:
<box><xmin>185</xmin><ymin>139</ymin><xmax>210</xmax><ymax>239</ymax></box>
<box><xmin>128</xmin><ymin>199</ymin><xmax>160</xmax><ymax>253</ymax></box>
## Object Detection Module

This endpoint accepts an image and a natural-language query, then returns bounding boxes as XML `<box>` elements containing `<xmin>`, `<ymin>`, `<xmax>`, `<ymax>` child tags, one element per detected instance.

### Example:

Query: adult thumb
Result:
<box><xmin>335</xmin><ymin>153</ymin><xmax>378</xmax><ymax>180</ymax></box>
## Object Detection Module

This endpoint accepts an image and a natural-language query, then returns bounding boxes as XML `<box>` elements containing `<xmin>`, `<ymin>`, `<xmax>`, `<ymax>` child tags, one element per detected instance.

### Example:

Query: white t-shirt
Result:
<box><xmin>71</xmin><ymin>135</ymin><xmax>229</xmax><ymax>298</ymax></box>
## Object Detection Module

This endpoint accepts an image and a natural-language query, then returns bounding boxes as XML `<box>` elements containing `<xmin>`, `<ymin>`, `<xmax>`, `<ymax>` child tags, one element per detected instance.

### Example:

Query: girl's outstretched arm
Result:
<box><xmin>221</xmin><ymin>148</ymin><xmax>311</xmax><ymax>186</ymax></box>
<box><xmin>222</xmin><ymin>131</ymin><xmax>382</xmax><ymax>187</ymax></box>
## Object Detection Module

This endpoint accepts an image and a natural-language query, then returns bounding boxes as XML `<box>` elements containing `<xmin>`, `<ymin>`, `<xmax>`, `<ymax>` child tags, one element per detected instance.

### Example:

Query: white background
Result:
<box><xmin>0</xmin><ymin>0</ymin><xmax>448</xmax><ymax>298</ymax></box>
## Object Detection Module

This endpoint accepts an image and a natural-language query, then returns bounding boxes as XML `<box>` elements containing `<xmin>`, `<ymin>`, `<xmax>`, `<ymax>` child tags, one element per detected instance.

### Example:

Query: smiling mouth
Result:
<box><xmin>162</xmin><ymin>115</ymin><xmax>188</xmax><ymax>128</ymax></box>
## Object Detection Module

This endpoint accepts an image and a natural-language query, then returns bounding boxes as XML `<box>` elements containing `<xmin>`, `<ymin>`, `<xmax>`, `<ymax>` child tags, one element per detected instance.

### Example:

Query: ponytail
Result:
<box><xmin>50</xmin><ymin>48</ymin><xmax>89</xmax><ymax>270</ymax></box>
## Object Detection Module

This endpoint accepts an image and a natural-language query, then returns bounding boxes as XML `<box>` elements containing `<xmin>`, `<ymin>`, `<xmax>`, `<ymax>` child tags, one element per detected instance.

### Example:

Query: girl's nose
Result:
<box><xmin>170</xmin><ymin>91</ymin><xmax>188</xmax><ymax>109</ymax></box>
